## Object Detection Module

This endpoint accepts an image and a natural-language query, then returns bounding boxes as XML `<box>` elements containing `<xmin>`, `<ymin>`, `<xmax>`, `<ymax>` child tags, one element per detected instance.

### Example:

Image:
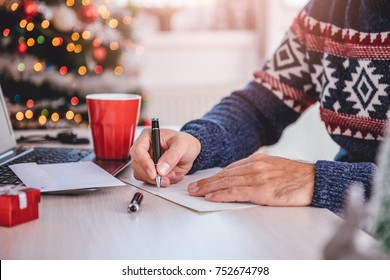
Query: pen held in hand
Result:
<box><xmin>128</xmin><ymin>192</ymin><xmax>144</xmax><ymax>213</ymax></box>
<box><xmin>151</xmin><ymin>117</ymin><xmax>161</xmax><ymax>188</ymax></box>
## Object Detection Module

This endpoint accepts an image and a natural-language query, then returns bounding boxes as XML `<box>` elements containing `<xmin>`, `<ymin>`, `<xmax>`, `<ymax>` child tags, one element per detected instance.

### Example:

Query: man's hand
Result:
<box><xmin>188</xmin><ymin>153</ymin><xmax>315</xmax><ymax>207</ymax></box>
<box><xmin>130</xmin><ymin>128</ymin><xmax>201</xmax><ymax>187</ymax></box>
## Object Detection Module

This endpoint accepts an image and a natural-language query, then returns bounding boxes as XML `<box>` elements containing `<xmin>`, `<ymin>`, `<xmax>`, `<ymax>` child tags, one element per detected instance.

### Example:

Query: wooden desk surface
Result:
<box><xmin>0</xmin><ymin>129</ymin><xmax>377</xmax><ymax>259</ymax></box>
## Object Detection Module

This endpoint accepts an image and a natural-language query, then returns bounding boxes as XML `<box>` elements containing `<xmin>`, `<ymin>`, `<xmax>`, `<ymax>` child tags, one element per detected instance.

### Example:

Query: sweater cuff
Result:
<box><xmin>180</xmin><ymin>119</ymin><xmax>232</xmax><ymax>173</ymax></box>
<box><xmin>313</xmin><ymin>160</ymin><xmax>376</xmax><ymax>213</ymax></box>
<box><xmin>180</xmin><ymin>120</ymin><xmax>211</xmax><ymax>173</ymax></box>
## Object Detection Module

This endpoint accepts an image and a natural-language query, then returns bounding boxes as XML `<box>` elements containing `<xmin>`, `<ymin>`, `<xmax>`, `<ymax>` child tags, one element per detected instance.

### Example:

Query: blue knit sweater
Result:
<box><xmin>181</xmin><ymin>0</ymin><xmax>390</xmax><ymax>213</ymax></box>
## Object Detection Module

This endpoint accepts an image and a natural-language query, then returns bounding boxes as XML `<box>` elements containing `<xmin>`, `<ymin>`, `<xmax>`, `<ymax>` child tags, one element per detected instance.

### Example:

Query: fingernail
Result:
<box><xmin>176</xmin><ymin>175</ymin><xmax>184</xmax><ymax>182</ymax></box>
<box><xmin>166</xmin><ymin>172</ymin><xmax>175</xmax><ymax>180</ymax></box>
<box><xmin>158</xmin><ymin>162</ymin><xmax>170</xmax><ymax>176</ymax></box>
<box><xmin>146</xmin><ymin>168</ymin><xmax>154</xmax><ymax>179</ymax></box>
<box><xmin>205</xmin><ymin>193</ymin><xmax>214</xmax><ymax>199</ymax></box>
<box><xmin>188</xmin><ymin>182</ymin><xmax>199</xmax><ymax>193</ymax></box>
<box><xmin>161</xmin><ymin>177</ymin><xmax>170</xmax><ymax>187</ymax></box>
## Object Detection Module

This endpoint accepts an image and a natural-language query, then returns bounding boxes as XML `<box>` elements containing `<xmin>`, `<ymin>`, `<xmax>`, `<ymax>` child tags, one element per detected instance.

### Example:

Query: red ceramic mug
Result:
<box><xmin>86</xmin><ymin>93</ymin><xmax>141</xmax><ymax>160</ymax></box>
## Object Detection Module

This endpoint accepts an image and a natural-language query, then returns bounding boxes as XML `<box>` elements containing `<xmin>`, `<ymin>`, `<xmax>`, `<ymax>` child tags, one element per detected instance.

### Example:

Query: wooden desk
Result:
<box><xmin>0</xmin><ymin>129</ymin><xmax>376</xmax><ymax>259</ymax></box>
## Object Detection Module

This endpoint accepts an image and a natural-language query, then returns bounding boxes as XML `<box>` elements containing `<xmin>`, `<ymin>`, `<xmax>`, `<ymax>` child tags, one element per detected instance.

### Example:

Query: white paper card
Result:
<box><xmin>124</xmin><ymin>168</ymin><xmax>256</xmax><ymax>212</ymax></box>
<box><xmin>10</xmin><ymin>162</ymin><xmax>125</xmax><ymax>192</ymax></box>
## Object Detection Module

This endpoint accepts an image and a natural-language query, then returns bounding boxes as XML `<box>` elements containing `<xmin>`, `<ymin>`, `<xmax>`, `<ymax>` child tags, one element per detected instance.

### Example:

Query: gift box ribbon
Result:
<box><xmin>0</xmin><ymin>184</ymin><xmax>28</xmax><ymax>209</ymax></box>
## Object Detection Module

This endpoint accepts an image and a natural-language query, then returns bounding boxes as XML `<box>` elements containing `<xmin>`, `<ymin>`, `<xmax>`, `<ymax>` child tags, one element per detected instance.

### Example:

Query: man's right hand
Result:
<box><xmin>130</xmin><ymin>128</ymin><xmax>201</xmax><ymax>187</ymax></box>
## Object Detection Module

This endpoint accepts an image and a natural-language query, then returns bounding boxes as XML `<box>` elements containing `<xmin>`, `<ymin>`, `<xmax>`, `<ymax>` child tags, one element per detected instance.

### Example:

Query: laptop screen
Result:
<box><xmin>0</xmin><ymin>85</ymin><xmax>17</xmax><ymax>155</ymax></box>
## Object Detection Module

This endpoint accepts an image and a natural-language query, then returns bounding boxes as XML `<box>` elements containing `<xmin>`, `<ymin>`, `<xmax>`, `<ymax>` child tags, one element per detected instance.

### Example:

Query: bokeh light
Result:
<box><xmin>110</xmin><ymin>42</ymin><xmax>119</xmax><ymax>51</ymax></box>
<box><xmin>26</xmin><ymin>99</ymin><xmax>34</xmax><ymax>108</ymax></box>
<box><xmin>74</xmin><ymin>114</ymin><xmax>83</xmax><ymax>123</ymax></box>
<box><xmin>41</xmin><ymin>109</ymin><xmax>49</xmax><ymax>117</ymax></box>
<box><xmin>38</xmin><ymin>115</ymin><xmax>47</xmax><ymax>126</ymax></box>
<box><xmin>34</xmin><ymin>62</ymin><xmax>43</xmax><ymax>72</ymax></box>
<box><xmin>11</xmin><ymin>3</ymin><xmax>19</xmax><ymax>11</ymax></box>
<box><xmin>70</xmin><ymin>96</ymin><xmax>79</xmax><ymax>106</ymax></box>
<box><xmin>71</xmin><ymin>32</ymin><xmax>80</xmax><ymax>41</ymax></box>
<box><xmin>41</xmin><ymin>20</ymin><xmax>50</xmax><ymax>29</ymax></box>
<box><xmin>94</xmin><ymin>65</ymin><xmax>103</xmax><ymax>74</ymax></box>
<box><xmin>16</xmin><ymin>112</ymin><xmax>24</xmax><ymax>121</ymax></box>
<box><xmin>66</xmin><ymin>0</ymin><xmax>75</xmax><ymax>7</ymax></box>
<box><xmin>52</xmin><ymin>37</ymin><xmax>63</xmax><ymax>47</ymax></box>
<box><xmin>51</xmin><ymin>112</ymin><xmax>60</xmax><ymax>122</ymax></box>
<box><xmin>26</xmin><ymin>22</ymin><xmax>34</xmax><ymax>31</ymax></box>
<box><xmin>19</xmin><ymin>19</ymin><xmax>27</xmax><ymax>28</ymax></box>
<box><xmin>114</xmin><ymin>66</ymin><xmax>123</xmax><ymax>75</ymax></box>
<box><xmin>78</xmin><ymin>66</ymin><xmax>87</xmax><ymax>75</ymax></box>
<box><xmin>25</xmin><ymin>110</ymin><xmax>34</xmax><ymax>119</ymax></box>
<box><xmin>82</xmin><ymin>31</ymin><xmax>91</xmax><ymax>40</ymax></box>
<box><xmin>66</xmin><ymin>110</ymin><xmax>75</xmax><ymax>120</ymax></box>
<box><xmin>108</xmin><ymin>19</ymin><xmax>118</xmax><ymax>28</ymax></box>
<box><xmin>27</xmin><ymin>38</ymin><xmax>35</xmax><ymax>47</ymax></box>
<box><xmin>59</xmin><ymin>66</ymin><xmax>68</xmax><ymax>75</ymax></box>
<box><xmin>74</xmin><ymin>44</ymin><xmax>83</xmax><ymax>53</ymax></box>
<box><xmin>17</xmin><ymin>63</ymin><xmax>25</xmax><ymax>72</ymax></box>
<box><xmin>3</xmin><ymin>28</ymin><xmax>10</xmax><ymax>37</ymax></box>
<box><xmin>67</xmin><ymin>43</ymin><xmax>75</xmax><ymax>52</ymax></box>
<box><xmin>37</xmin><ymin>35</ymin><xmax>45</xmax><ymax>44</ymax></box>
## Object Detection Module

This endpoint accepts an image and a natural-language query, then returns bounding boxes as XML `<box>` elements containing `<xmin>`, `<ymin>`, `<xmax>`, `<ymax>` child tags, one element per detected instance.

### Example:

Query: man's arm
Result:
<box><xmin>313</xmin><ymin>161</ymin><xmax>376</xmax><ymax>213</ymax></box>
<box><xmin>181</xmin><ymin>81</ymin><xmax>302</xmax><ymax>171</ymax></box>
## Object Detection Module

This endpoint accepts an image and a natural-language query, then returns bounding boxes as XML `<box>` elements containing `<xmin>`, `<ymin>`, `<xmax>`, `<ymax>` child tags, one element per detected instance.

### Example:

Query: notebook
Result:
<box><xmin>0</xmin><ymin>84</ymin><xmax>130</xmax><ymax>192</ymax></box>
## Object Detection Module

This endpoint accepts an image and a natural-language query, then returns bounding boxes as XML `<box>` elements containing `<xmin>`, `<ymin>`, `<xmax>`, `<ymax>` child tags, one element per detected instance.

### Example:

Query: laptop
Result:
<box><xmin>0</xmin><ymin>85</ymin><xmax>130</xmax><ymax>192</ymax></box>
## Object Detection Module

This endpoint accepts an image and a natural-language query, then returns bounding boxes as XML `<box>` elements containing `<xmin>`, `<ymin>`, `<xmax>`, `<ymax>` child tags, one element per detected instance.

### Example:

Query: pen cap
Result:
<box><xmin>128</xmin><ymin>192</ymin><xmax>144</xmax><ymax>212</ymax></box>
<box><xmin>132</xmin><ymin>192</ymin><xmax>143</xmax><ymax>204</ymax></box>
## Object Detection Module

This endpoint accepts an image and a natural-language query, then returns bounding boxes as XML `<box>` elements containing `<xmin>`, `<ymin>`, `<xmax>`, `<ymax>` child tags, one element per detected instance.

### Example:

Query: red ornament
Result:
<box><xmin>92</xmin><ymin>46</ymin><xmax>107</xmax><ymax>63</ymax></box>
<box><xmin>59</xmin><ymin>66</ymin><xmax>68</xmax><ymax>75</ymax></box>
<box><xmin>94</xmin><ymin>65</ymin><xmax>103</xmax><ymax>74</ymax></box>
<box><xmin>22</xmin><ymin>0</ymin><xmax>39</xmax><ymax>19</ymax></box>
<box><xmin>17</xmin><ymin>42</ymin><xmax>28</xmax><ymax>54</ymax></box>
<box><xmin>78</xmin><ymin>5</ymin><xmax>99</xmax><ymax>24</ymax></box>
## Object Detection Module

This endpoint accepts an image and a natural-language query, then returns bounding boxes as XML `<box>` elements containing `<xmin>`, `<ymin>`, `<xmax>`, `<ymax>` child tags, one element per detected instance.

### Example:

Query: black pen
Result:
<box><xmin>151</xmin><ymin>117</ymin><xmax>161</xmax><ymax>188</ymax></box>
<box><xmin>128</xmin><ymin>192</ymin><xmax>144</xmax><ymax>213</ymax></box>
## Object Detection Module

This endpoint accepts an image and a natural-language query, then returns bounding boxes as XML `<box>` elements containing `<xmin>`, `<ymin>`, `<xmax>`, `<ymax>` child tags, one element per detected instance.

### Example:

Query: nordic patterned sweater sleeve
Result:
<box><xmin>181</xmin><ymin>0</ymin><xmax>381</xmax><ymax>214</ymax></box>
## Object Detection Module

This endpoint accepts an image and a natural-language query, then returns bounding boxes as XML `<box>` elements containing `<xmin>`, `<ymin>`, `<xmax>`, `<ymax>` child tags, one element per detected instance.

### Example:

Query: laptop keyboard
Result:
<box><xmin>0</xmin><ymin>147</ymin><xmax>93</xmax><ymax>184</ymax></box>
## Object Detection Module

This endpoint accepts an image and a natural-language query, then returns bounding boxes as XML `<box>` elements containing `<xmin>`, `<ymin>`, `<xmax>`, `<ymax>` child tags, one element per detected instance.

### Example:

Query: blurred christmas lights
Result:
<box><xmin>0</xmin><ymin>0</ymin><xmax>143</xmax><ymax>129</ymax></box>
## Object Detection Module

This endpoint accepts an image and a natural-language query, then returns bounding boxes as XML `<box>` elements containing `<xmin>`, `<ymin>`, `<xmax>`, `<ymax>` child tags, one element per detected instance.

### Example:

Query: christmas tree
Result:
<box><xmin>0</xmin><ymin>0</ymin><xmax>143</xmax><ymax>129</ymax></box>
<box><xmin>374</xmin><ymin>127</ymin><xmax>390</xmax><ymax>254</ymax></box>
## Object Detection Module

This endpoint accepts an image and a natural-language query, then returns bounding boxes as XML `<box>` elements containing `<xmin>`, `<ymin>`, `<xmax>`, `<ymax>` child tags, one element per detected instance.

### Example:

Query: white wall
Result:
<box><xmin>139</xmin><ymin>30</ymin><xmax>257</xmax><ymax>125</ymax></box>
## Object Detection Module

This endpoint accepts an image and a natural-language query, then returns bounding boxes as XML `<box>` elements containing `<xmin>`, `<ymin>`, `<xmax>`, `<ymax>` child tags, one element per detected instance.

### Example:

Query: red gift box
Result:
<box><xmin>0</xmin><ymin>185</ymin><xmax>41</xmax><ymax>227</ymax></box>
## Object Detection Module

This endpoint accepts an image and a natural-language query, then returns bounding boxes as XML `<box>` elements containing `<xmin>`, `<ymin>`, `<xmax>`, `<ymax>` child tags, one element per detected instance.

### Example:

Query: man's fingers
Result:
<box><xmin>204</xmin><ymin>187</ymin><xmax>253</xmax><ymax>203</ymax></box>
<box><xmin>131</xmin><ymin>128</ymin><xmax>199</xmax><ymax>186</ymax></box>
<box><xmin>191</xmin><ymin>164</ymin><xmax>258</xmax><ymax>190</ymax></box>
<box><xmin>156</xmin><ymin>137</ymin><xmax>188</xmax><ymax>176</ymax></box>
<box><xmin>130</xmin><ymin>129</ymin><xmax>156</xmax><ymax>180</ymax></box>
<box><xmin>165</xmin><ymin>170</ymin><xmax>185</xmax><ymax>184</ymax></box>
<box><xmin>132</xmin><ymin>160</ymin><xmax>156</xmax><ymax>185</ymax></box>
<box><xmin>188</xmin><ymin>173</ymin><xmax>257</xmax><ymax>196</ymax></box>
<box><xmin>132</xmin><ymin>160</ymin><xmax>171</xmax><ymax>187</ymax></box>
<box><xmin>130</xmin><ymin>155</ymin><xmax>156</xmax><ymax>180</ymax></box>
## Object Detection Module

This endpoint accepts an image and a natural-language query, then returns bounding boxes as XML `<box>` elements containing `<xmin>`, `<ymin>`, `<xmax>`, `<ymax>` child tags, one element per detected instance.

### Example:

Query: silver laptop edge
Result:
<box><xmin>0</xmin><ymin>84</ymin><xmax>130</xmax><ymax>185</ymax></box>
<box><xmin>0</xmin><ymin>84</ymin><xmax>17</xmax><ymax>156</ymax></box>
